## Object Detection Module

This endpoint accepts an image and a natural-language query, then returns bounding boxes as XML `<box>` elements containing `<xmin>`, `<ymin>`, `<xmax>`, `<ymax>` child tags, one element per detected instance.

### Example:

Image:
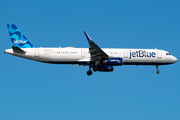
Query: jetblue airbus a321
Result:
<box><xmin>4</xmin><ymin>24</ymin><xmax>177</xmax><ymax>76</ymax></box>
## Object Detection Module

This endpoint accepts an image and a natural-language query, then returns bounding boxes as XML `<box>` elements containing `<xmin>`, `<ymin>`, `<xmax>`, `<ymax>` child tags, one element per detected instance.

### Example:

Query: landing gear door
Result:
<box><xmin>157</xmin><ymin>50</ymin><xmax>162</xmax><ymax>59</ymax></box>
<box><xmin>34</xmin><ymin>48</ymin><xmax>39</xmax><ymax>57</ymax></box>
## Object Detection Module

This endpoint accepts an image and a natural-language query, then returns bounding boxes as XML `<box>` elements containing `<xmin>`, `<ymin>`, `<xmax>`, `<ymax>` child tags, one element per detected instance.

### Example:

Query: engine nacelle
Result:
<box><xmin>93</xmin><ymin>66</ymin><xmax>114</xmax><ymax>72</ymax></box>
<box><xmin>103</xmin><ymin>57</ymin><xmax>123</xmax><ymax>66</ymax></box>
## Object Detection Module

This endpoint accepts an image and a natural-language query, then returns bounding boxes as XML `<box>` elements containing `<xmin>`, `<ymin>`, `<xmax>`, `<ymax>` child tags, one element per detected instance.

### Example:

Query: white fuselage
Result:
<box><xmin>4</xmin><ymin>47</ymin><xmax>177</xmax><ymax>65</ymax></box>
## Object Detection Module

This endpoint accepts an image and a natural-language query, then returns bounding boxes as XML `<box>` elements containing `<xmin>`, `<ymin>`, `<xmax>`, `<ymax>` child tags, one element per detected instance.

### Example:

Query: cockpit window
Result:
<box><xmin>166</xmin><ymin>53</ymin><xmax>171</xmax><ymax>55</ymax></box>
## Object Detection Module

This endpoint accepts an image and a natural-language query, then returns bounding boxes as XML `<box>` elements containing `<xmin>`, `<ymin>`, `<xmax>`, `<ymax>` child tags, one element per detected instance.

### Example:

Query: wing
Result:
<box><xmin>84</xmin><ymin>32</ymin><xmax>109</xmax><ymax>63</ymax></box>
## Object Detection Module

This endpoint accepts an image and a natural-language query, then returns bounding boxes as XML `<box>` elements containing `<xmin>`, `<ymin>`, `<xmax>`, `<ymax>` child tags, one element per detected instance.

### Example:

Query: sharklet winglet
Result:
<box><xmin>84</xmin><ymin>31</ymin><xmax>92</xmax><ymax>41</ymax></box>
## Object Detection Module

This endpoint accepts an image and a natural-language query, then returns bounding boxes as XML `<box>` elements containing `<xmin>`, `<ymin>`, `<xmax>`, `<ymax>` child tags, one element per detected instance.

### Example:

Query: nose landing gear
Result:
<box><xmin>87</xmin><ymin>66</ymin><xmax>93</xmax><ymax>76</ymax></box>
<box><xmin>156</xmin><ymin>65</ymin><xmax>160</xmax><ymax>74</ymax></box>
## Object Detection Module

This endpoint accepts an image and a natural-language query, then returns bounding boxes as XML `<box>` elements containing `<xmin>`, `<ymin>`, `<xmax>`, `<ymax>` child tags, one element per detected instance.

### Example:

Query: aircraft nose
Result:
<box><xmin>173</xmin><ymin>56</ymin><xmax>177</xmax><ymax>63</ymax></box>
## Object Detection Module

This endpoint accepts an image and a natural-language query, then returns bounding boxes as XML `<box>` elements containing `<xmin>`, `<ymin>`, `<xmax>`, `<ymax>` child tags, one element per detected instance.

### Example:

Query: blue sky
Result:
<box><xmin>1</xmin><ymin>0</ymin><xmax>180</xmax><ymax>120</ymax></box>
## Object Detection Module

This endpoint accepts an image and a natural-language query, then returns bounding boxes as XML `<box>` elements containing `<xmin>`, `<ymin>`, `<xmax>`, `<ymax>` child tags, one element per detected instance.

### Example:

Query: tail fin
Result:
<box><xmin>7</xmin><ymin>24</ymin><xmax>35</xmax><ymax>48</ymax></box>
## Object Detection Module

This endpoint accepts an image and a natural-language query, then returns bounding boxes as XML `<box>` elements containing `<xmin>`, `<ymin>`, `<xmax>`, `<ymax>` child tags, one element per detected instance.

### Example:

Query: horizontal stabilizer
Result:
<box><xmin>12</xmin><ymin>46</ymin><xmax>26</xmax><ymax>53</ymax></box>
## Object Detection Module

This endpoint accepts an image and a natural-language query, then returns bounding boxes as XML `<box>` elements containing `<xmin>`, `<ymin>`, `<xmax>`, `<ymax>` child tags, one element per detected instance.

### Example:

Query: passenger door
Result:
<box><xmin>123</xmin><ymin>51</ymin><xmax>128</xmax><ymax>58</ymax></box>
<box><xmin>157</xmin><ymin>50</ymin><xmax>162</xmax><ymax>59</ymax></box>
<box><xmin>34</xmin><ymin>48</ymin><xmax>39</xmax><ymax>57</ymax></box>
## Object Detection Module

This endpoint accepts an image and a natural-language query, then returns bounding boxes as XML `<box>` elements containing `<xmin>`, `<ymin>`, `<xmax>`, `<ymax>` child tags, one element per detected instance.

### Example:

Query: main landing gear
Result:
<box><xmin>87</xmin><ymin>66</ymin><xmax>93</xmax><ymax>76</ymax></box>
<box><xmin>156</xmin><ymin>65</ymin><xmax>160</xmax><ymax>74</ymax></box>
<box><xmin>87</xmin><ymin>70</ymin><xmax>92</xmax><ymax>76</ymax></box>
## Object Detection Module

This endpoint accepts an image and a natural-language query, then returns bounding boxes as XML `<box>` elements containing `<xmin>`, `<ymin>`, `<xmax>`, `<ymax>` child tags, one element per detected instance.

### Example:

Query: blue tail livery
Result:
<box><xmin>7</xmin><ymin>24</ymin><xmax>35</xmax><ymax>48</ymax></box>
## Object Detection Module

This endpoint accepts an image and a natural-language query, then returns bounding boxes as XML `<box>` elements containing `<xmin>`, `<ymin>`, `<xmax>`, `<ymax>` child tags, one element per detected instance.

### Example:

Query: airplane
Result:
<box><xmin>4</xmin><ymin>24</ymin><xmax>177</xmax><ymax>76</ymax></box>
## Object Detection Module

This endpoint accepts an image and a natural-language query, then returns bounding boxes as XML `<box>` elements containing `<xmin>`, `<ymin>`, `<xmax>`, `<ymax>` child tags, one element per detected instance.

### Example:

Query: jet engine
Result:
<box><xmin>103</xmin><ymin>57</ymin><xmax>123</xmax><ymax>66</ymax></box>
<box><xmin>93</xmin><ymin>66</ymin><xmax>114</xmax><ymax>72</ymax></box>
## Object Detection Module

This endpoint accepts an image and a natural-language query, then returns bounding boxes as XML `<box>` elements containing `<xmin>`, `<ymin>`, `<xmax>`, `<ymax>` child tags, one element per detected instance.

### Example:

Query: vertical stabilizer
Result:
<box><xmin>7</xmin><ymin>24</ymin><xmax>35</xmax><ymax>48</ymax></box>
